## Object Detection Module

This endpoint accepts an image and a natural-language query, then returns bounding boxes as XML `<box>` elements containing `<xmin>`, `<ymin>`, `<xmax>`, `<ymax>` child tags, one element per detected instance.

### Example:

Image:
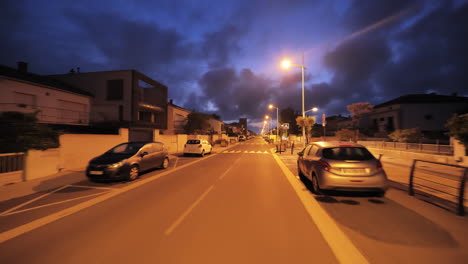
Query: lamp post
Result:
<box><xmin>268</xmin><ymin>104</ymin><xmax>279</xmax><ymax>142</ymax></box>
<box><xmin>281</xmin><ymin>54</ymin><xmax>308</xmax><ymax>145</ymax></box>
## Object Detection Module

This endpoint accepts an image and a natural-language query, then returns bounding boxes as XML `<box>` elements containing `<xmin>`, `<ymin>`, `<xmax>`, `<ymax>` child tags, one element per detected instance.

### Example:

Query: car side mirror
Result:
<box><xmin>140</xmin><ymin>152</ymin><xmax>148</xmax><ymax>157</ymax></box>
<box><xmin>297</xmin><ymin>151</ymin><xmax>304</xmax><ymax>157</ymax></box>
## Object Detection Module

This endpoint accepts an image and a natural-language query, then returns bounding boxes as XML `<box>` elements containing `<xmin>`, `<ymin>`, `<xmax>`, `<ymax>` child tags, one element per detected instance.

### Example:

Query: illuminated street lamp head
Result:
<box><xmin>281</xmin><ymin>59</ymin><xmax>292</xmax><ymax>69</ymax></box>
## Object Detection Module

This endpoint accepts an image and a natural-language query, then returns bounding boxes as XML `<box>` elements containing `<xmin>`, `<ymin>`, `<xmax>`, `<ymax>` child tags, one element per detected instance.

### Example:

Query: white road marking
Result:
<box><xmin>0</xmin><ymin>185</ymin><xmax>69</xmax><ymax>216</ymax></box>
<box><xmin>272</xmin><ymin>153</ymin><xmax>369</xmax><ymax>264</ymax></box>
<box><xmin>164</xmin><ymin>185</ymin><xmax>215</xmax><ymax>236</ymax></box>
<box><xmin>0</xmin><ymin>151</ymin><xmax>221</xmax><ymax>244</ymax></box>
<box><xmin>2</xmin><ymin>191</ymin><xmax>111</xmax><ymax>216</ymax></box>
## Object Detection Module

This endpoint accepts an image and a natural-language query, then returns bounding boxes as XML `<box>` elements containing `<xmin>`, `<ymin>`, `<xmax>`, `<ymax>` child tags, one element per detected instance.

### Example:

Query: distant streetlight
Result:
<box><xmin>268</xmin><ymin>104</ymin><xmax>279</xmax><ymax>141</ymax></box>
<box><xmin>280</xmin><ymin>54</ymin><xmax>308</xmax><ymax>144</ymax></box>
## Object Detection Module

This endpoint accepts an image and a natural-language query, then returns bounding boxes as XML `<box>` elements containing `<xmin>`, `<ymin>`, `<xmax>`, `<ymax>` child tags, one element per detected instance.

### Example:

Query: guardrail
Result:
<box><xmin>0</xmin><ymin>153</ymin><xmax>25</xmax><ymax>173</ymax></box>
<box><xmin>408</xmin><ymin>159</ymin><xmax>467</xmax><ymax>216</ymax></box>
<box><xmin>359</xmin><ymin>141</ymin><xmax>453</xmax><ymax>155</ymax></box>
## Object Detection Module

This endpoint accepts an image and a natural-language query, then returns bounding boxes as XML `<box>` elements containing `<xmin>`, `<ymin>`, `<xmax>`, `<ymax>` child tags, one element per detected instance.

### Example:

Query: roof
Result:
<box><xmin>0</xmin><ymin>64</ymin><xmax>93</xmax><ymax>97</ymax></box>
<box><xmin>375</xmin><ymin>94</ymin><xmax>468</xmax><ymax>108</ymax></box>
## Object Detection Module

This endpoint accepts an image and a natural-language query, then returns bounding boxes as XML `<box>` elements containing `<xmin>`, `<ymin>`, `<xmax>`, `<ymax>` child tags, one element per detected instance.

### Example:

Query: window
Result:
<box><xmin>307</xmin><ymin>145</ymin><xmax>319</xmax><ymax>156</ymax></box>
<box><xmin>138</xmin><ymin>111</ymin><xmax>153</xmax><ymax>122</ymax></box>
<box><xmin>106</xmin><ymin>79</ymin><xmax>124</xmax><ymax>100</ymax></box>
<box><xmin>322</xmin><ymin>147</ymin><xmax>374</xmax><ymax>161</ymax></box>
<box><xmin>153</xmin><ymin>143</ymin><xmax>163</xmax><ymax>152</ymax></box>
<box><xmin>14</xmin><ymin>92</ymin><xmax>36</xmax><ymax>108</ymax></box>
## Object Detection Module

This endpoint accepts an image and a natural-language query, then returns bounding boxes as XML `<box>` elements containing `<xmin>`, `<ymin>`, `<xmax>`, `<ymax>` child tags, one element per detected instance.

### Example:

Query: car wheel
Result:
<box><xmin>161</xmin><ymin>157</ymin><xmax>169</xmax><ymax>169</ymax></box>
<box><xmin>311</xmin><ymin>174</ymin><xmax>322</xmax><ymax>195</ymax></box>
<box><xmin>128</xmin><ymin>165</ymin><xmax>139</xmax><ymax>181</ymax></box>
<box><xmin>200</xmin><ymin>150</ymin><xmax>205</xmax><ymax>157</ymax></box>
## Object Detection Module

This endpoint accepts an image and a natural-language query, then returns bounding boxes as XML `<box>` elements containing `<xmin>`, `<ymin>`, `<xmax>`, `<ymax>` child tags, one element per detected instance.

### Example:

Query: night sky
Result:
<box><xmin>2</xmin><ymin>0</ymin><xmax>467</xmax><ymax>132</ymax></box>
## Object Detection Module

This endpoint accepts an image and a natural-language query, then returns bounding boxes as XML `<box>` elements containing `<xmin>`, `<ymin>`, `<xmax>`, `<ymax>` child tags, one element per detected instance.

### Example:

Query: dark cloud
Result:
<box><xmin>320</xmin><ymin>0</ymin><xmax>468</xmax><ymax>114</ymax></box>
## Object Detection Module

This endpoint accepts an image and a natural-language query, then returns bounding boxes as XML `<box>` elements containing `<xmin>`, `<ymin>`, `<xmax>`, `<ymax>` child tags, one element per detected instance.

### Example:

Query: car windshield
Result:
<box><xmin>322</xmin><ymin>147</ymin><xmax>374</xmax><ymax>161</ymax></box>
<box><xmin>108</xmin><ymin>143</ymin><xmax>146</xmax><ymax>155</ymax></box>
<box><xmin>187</xmin><ymin>140</ymin><xmax>200</xmax><ymax>144</ymax></box>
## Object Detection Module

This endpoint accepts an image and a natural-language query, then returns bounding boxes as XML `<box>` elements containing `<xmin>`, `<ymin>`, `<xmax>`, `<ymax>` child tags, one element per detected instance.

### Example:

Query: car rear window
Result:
<box><xmin>322</xmin><ymin>147</ymin><xmax>374</xmax><ymax>161</ymax></box>
<box><xmin>187</xmin><ymin>140</ymin><xmax>200</xmax><ymax>144</ymax></box>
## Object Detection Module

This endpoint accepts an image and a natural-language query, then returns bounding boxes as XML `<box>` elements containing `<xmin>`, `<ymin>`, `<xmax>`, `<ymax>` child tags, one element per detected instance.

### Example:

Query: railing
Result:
<box><xmin>0</xmin><ymin>103</ymin><xmax>89</xmax><ymax>125</ymax></box>
<box><xmin>0</xmin><ymin>153</ymin><xmax>25</xmax><ymax>173</ymax></box>
<box><xmin>358</xmin><ymin>141</ymin><xmax>453</xmax><ymax>155</ymax></box>
<box><xmin>408</xmin><ymin>160</ymin><xmax>467</xmax><ymax>216</ymax></box>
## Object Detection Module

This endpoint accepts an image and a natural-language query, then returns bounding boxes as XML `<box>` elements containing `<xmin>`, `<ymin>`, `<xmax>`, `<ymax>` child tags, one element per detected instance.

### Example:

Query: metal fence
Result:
<box><xmin>358</xmin><ymin>141</ymin><xmax>454</xmax><ymax>155</ymax></box>
<box><xmin>0</xmin><ymin>153</ymin><xmax>25</xmax><ymax>173</ymax></box>
<box><xmin>409</xmin><ymin>160</ymin><xmax>467</xmax><ymax>216</ymax></box>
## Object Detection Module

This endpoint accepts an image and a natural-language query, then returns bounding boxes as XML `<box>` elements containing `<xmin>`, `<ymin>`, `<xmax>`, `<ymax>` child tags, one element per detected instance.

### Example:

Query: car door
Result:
<box><xmin>138</xmin><ymin>144</ymin><xmax>154</xmax><ymax>171</ymax></box>
<box><xmin>151</xmin><ymin>143</ymin><xmax>165</xmax><ymax>167</ymax></box>
<box><xmin>303</xmin><ymin>145</ymin><xmax>320</xmax><ymax>180</ymax></box>
<box><xmin>298</xmin><ymin>145</ymin><xmax>312</xmax><ymax>175</ymax></box>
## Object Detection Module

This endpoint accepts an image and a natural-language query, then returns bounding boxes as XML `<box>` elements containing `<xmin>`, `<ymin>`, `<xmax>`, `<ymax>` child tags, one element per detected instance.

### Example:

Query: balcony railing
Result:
<box><xmin>0</xmin><ymin>103</ymin><xmax>89</xmax><ymax>125</ymax></box>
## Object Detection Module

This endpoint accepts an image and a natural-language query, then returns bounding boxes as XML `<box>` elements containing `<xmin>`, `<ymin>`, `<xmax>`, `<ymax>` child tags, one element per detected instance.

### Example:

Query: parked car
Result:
<box><xmin>239</xmin><ymin>135</ymin><xmax>246</xmax><ymax>141</ymax></box>
<box><xmin>86</xmin><ymin>141</ymin><xmax>169</xmax><ymax>182</ymax></box>
<box><xmin>184</xmin><ymin>139</ymin><xmax>212</xmax><ymax>157</ymax></box>
<box><xmin>297</xmin><ymin>141</ymin><xmax>388</xmax><ymax>196</ymax></box>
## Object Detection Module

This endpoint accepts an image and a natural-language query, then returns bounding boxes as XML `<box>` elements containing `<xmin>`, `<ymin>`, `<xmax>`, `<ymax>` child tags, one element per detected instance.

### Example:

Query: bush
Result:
<box><xmin>388</xmin><ymin>128</ymin><xmax>423</xmax><ymax>143</ymax></box>
<box><xmin>0</xmin><ymin>111</ymin><xmax>60</xmax><ymax>153</ymax></box>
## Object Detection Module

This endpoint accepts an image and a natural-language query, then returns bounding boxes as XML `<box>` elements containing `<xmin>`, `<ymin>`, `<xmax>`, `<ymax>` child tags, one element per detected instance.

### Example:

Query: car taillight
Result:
<box><xmin>376</xmin><ymin>160</ymin><xmax>383</xmax><ymax>172</ymax></box>
<box><xmin>318</xmin><ymin>160</ymin><xmax>331</xmax><ymax>172</ymax></box>
<box><xmin>198</xmin><ymin>144</ymin><xmax>202</xmax><ymax>148</ymax></box>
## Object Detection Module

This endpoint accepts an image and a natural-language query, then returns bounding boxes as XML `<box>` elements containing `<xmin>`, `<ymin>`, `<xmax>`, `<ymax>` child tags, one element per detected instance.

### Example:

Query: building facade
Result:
<box><xmin>361</xmin><ymin>94</ymin><xmax>468</xmax><ymax>136</ymax></box>
<box><xmin>50</xmin><ymin>69</ymin><xmax>168</xmax><ymax>141</ymax></box>
<box><xmin>0</xmin><ymin>63</ymin><xmax>92</xmax><ymax>125</ymax></box>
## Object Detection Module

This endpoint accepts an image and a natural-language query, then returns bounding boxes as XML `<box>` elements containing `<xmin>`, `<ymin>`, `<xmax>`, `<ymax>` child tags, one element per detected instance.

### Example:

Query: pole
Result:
<box><xmin>276</xmin><ymin>107</ymin><xmax>279</xmax><ymax>142</ymax></box>
<box><xmin>301</xmin><ymin>53</ymin><xmax>306</xmax><ymax>146</ymax></box>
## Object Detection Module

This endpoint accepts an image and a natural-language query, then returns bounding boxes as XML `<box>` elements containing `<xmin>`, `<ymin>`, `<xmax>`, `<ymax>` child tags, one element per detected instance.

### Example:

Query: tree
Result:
<box><xmin>446</xmin><ymin>114</ymin><xmax>468</xmax><ymax>155</ymax></box>
<box><xmin>296</xmin><ymin>116</ymin><xmax>316</xmax><ymax>142</ymax></box>
<box><xmin>0</xmin><ymin>111</ymin><xmax>60</xmax><ymax>153</ymax></box>
<box><xmin>335</xmin><ymin>129</ymin><xmax>356</xmax><ymax>141</ymax></box>
<box><xmin>388</xmin><ymin>128</ymin><xmax>423</xmax><ymax>143</ymax></box>
<box><xmin>280</xmin><ymin>107</ymin><xmax>301</xmax><ymax>135</ymax></box>
<box><xmin>347</xmin><ymin>102</ymin><xmax>373</xmax><ymax>141</ymax></box>
<box><xmin>184</xmin><ymin>112</ymin><xmax>210</xmax><ymax>134</ymax></box>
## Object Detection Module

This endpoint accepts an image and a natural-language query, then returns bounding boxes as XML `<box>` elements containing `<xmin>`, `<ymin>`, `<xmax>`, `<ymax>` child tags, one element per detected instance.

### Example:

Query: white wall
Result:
<box><xmin>0</xmin><ymin>77</ymin><xmax>91</xmax><ymax>124</ymax></box>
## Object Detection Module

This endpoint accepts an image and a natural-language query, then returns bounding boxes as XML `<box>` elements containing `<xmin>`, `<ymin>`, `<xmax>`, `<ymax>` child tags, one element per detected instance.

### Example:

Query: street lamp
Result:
<box><xmin>281</xmin><ymin>54</ymin><xmax>308</xmax><ymax>145</ymax></box>
<box><xmin>268</xmin><ymin>104</ymin><xmax>279</xmax><ymax>141</ymax></box>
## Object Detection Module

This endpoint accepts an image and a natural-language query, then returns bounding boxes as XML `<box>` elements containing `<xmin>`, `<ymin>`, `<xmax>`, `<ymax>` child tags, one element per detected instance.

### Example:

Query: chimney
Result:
<box><xmin>17</xmin><ymin>61</ymin><xmax>28</xmax><ymax>73</ymax></box>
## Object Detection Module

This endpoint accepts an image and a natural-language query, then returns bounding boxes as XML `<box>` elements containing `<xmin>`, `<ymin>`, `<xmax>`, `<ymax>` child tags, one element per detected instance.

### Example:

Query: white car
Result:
<box><xmin>183</xmin><ymin>139</ymin><xmax>212</xmax><ymax>157</ymax></box>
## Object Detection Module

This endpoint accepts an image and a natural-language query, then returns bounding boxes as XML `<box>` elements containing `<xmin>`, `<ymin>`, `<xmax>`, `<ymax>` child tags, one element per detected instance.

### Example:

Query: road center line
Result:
<box><xmin>218</xmin><ymin>156</ymin><xmax>242</xmax><ymax>180</ymax></box>
<box><xmin>164</xmin><ymin>185</ymin><xmax>215</xmax><ymax>236</ymax></box>
<box><xmin>271</xmin><ymin>153</ymin><xmax>369</xmax><ymax>264</ymax></box>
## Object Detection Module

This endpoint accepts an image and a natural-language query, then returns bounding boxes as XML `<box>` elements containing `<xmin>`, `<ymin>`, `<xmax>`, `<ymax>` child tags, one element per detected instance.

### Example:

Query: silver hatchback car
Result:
<box><xmin>297</xmin><ymin>141</ymin><xmax>388</xmax><ymax>196</ymax></box>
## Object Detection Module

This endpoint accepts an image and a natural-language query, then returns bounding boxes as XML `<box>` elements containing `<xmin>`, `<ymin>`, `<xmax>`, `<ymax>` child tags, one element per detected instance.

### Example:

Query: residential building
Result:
<box><xmin>50</xmin><ymin>69</ymin><xmax>168</xmax><ymax>141</ymax></box>
<box><xmin>361</xmin><ymin>94</ymin><xmax>468</xmax><ymax>136</ymax></box>
<box><xmin>0</xmin><ymin>62</ymin><xmax>92</xmax><ymax>125</ymax></box>
<box><xmin>167</xmin><ymin>100</ymin><xmax>191</xmax><ymax>134</ymax></box>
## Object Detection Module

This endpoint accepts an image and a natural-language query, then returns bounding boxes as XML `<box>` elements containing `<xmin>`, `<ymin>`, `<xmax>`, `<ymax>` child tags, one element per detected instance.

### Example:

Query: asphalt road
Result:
<box><xmin>0</xmin><ymin>137</ymin><xmax>467</xmax><ymax>264</ymax></box>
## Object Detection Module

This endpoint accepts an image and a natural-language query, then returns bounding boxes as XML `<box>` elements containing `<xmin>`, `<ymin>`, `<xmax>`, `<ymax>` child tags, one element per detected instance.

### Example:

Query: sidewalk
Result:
<box><xmin>0</xmin><ymin>143</ymin><xmax>236</xmax><ymax>203</ymax></box>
